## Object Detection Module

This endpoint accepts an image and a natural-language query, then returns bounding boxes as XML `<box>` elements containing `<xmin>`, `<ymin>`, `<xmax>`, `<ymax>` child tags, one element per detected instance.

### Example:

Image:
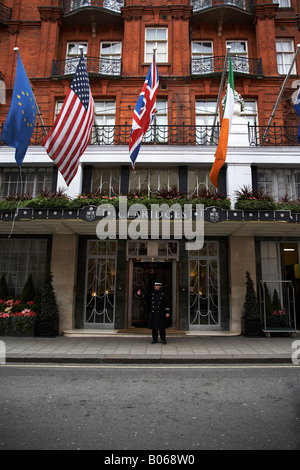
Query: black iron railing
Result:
<box><xmin>0</xmin><ymin>123</ymin><xmax>299</xmax><ymax>147</ymax></box>
<box><xmin>0</xmin><ymin>2</ymin><xmax>12</xmax><ymax>22</ymax></box>
<box><xmin>248</xmin><ymin>124</ymin><xmax>299</xmax><ymax>146</ymax></box>
<box><xmin>51</xmin><ymin>56</ymin><xmax>122</xmax><ymax>77</ymax></box>
<box><xmin>191</xmin><ymin>0</ymin><xmax>253</xmax><ymax>12</ymax></box>
<box><xmin>191</xmin><ymin>55</ymin><xmax>263</xmax><ymax>76</ymax></box>
<box><xmin>62</xmin><ymin>0</ymin><xmax>123</xmax><ymax>14</ymax></box>
<box><xmin>90</xmin><ymin>123</ymin><xmax>221</xmax><ymax>146</ymax></box>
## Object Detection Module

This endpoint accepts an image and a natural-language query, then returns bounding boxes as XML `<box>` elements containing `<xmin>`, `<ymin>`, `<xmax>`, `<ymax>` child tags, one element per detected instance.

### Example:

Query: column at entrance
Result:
<box><xmin>51</xmin><ymin>234</ymin><xmax>78</xmax><ymax>333</ymax></box>
<box><xmin>229</xmin><ymin>235</ymin><xmax>256</xmax><ymax>334</ymax></box>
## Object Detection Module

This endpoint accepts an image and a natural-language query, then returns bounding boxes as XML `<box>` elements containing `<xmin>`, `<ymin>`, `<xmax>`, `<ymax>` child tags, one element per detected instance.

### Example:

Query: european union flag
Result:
<box><xmin>1</xmin><ymin>53</ymin><xmax>36</xmax><ymax>166</ymax></box>
<box><xmin>294</xmin><ymin>86</ymin><xmax>300</xmax><ymax>144</ymax></box>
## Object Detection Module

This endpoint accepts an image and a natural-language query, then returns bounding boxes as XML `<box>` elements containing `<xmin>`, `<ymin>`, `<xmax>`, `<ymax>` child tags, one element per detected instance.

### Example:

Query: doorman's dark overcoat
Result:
<box><xmin>148</xmin><ymin>290</ymin><xmax>170</xmax><ymax>330</ymax></box>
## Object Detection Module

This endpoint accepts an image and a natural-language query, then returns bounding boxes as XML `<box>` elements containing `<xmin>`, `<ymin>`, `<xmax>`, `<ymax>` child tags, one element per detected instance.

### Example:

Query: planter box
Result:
<box><xmin>0</xmin><ymin>318</ymin><xmax>35</xmax><ymax>336</ymax></box>
<box><xmin>0</xmin><ymin>318</ymin><xmax>10</xmax><ymax>336</ymax></box>
<box><xmin>242</xmin><ymin>318</ymin><xmax>263</xmax><ymax>337</ymax></box>
<box><xmin>36</xmin><ymin>320</ymin><xmax>58</xmax><ymax>337</ymax></box>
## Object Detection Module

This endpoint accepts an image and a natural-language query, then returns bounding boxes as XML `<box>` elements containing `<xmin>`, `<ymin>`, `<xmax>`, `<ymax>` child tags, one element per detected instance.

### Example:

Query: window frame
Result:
<box><xmin>256</xmin><ymin>168</ymin><xmax>300</xmax><ymax>200</ymax></box>
<box><xmin>129</xmin><ymin>167</ymin><xmax>178</xmax><ymax>197</ymax></box>
<box><xmin>100</xmin><ymin>42</ymin><xmax>122</xmax><ymax>76</ymax></box>
<box><xmin>145</xmin><ymin>27</ymin><xmax>168</xmax><ymax>64</ymax></box>
<box><xmin>65</xmin><ymin>42</ymin><xmax>88</xmax><ymax>74</ymax></box>
<box><xmin>92</xmin><ymin>100</ymin><xmax>116</xmax><ymax>145</ymax></box>
<box><xmin>276</xmin><ymin>39</ymin><xmax>296</xmax><ymax>75</ymax></box>
<box><xmin>0</xmin><ymin>168</ymin><xmax>53</xmax><ymax>198</ymax></box>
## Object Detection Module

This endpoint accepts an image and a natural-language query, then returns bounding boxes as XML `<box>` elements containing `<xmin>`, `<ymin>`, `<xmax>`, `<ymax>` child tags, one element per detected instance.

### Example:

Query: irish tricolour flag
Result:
<box><xmin>210</xmin><ymin>55</ymin><xmax>234</xmax><ymax>188</ymax></box>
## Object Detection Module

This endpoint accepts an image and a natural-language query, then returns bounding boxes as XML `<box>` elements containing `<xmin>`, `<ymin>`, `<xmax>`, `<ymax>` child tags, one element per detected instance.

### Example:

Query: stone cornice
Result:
<box><xmin>37</xmin><ymin>6</ymin><xmax>63</xmax><ymax>25</ymax></box>
<box><xmin>122</xmin><ymin>4</ymin><xmax>192</xmax><ymax>21</ymax></box>
<box><xmin>253</xmin><ymin>3</ymin><xmax>279</xmax><ymax>23</ymax></box>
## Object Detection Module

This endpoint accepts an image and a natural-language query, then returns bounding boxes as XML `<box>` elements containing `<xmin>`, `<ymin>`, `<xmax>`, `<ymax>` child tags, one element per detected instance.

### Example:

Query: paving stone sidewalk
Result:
<box><xmin>1</xmin><ymin>333</ymin><xmax>299</xmax><ymax>364</ymax></box>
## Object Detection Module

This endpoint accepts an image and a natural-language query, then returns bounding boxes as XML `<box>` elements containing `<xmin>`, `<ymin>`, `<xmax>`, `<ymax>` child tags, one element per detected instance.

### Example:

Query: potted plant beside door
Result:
<box><xmin>242</xmin><ymin>271</ymin><xmax>262</xmax><ymax>336</ymax></box>
<box><xmin>37</xmin><ymin>270</ymin><xmax>59</xmax><ymax>337</ymax></box>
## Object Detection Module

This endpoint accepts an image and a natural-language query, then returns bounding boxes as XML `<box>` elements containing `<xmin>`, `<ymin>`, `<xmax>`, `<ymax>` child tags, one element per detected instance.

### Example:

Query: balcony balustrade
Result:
<box><xmin>248</xmin><ymin>124</ymin><xmax>299</xmax><ymax>147</ymax></box>
<box><xmin>191</xmin><ymin>0</ymin><xmax>253</xmax><ymax>13</ymax></box>
<box><xmin>0</xmin><ymin>2</ymin><xmax>12</xmax><ymax>22</ymax></box>
<box><xmin>62</xmin><ymin>0</ymin><xmax>123</xmax><ymax>14</ymax></box>
<box><xmin>51</xmin><ymin>56</ymin><xmax>122</xmax><ymax>77</ymax></box>
<box><xmin>1</xmin><ymin>123</ymin><xmax>299</xmax><ymax>147</ymax></box>
<box><xmin>191</xmin><ymin>55</ymin><xmax>263</xmax><ymax>77</ymax></box>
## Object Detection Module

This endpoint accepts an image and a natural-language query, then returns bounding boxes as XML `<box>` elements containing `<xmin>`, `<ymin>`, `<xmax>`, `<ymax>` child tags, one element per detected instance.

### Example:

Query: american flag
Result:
<box><xmin>129</xmin><ymin>55</ymin><xmax>159</xmax><ymax>169</ymax></box>
<box><xmin>43</xmin><ymin>51</ymin><xmax>94</xmax><ymax>186</ymax></box>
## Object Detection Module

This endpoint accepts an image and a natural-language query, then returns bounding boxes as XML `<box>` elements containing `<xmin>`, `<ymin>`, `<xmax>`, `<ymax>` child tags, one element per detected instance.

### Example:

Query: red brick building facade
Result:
<box><xmin>0</xmin><ymin>0</ymin><xmax>299</xmax><ymax>336</ymax></box>
<box><xmin>1</xmin><ymin>0</ymin><xmax>299</xmax><ymax>131</ymax></box>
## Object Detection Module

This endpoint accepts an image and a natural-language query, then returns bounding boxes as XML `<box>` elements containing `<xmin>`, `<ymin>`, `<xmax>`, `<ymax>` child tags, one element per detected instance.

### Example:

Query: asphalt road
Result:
<box><xmin>0</xmin><ymin>364</ymin><xmax>299</xmax><ymax>451</ymax></box>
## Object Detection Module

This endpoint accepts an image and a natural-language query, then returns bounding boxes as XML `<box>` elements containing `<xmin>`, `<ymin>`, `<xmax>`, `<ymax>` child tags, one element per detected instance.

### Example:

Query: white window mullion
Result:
<box><xmin>145</xmin><ymin>28</ymin><xmax>168</xmax><ymax>63</ymax></box>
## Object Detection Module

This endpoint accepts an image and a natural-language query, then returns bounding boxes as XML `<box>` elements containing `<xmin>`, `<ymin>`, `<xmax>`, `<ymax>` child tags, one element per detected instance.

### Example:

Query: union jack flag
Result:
<box><xmin>129</xmin><ymin>55</ymin><xmax>159</xmax><ymax>169</ymax></box>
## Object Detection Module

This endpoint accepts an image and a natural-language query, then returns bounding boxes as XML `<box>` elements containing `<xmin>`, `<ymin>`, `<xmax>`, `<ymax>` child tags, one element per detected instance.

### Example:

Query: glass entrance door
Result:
<box><xmin>131</xmin><ymin>262</ymin><xmax>172</xmax><ymax>328</ymax></box>
<box><xmin>126</xmin><ymin>241</ymin><xmax>178</xmax><ymax>329</ymax></box>
<box><xmin>280</xmin><ymin>243</ymin><xmax>300</xmax><ymax>327</ymax></box>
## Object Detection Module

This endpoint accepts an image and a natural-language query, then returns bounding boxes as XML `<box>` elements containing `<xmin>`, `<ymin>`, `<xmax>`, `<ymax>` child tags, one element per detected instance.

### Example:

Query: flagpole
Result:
<box><xmin>213</xmin><ymin>45</ymin><xmax>231</xmax><ymax>129</ymax></box>
<box><xmin>261</xmin><ymin>43</ymin><xmax>300</xmax><ymax>145</ymax></box>
<box><xmin>13</xmin><ymin>47</ymin><xmax>47</xmax><ymax>137</ymax></box>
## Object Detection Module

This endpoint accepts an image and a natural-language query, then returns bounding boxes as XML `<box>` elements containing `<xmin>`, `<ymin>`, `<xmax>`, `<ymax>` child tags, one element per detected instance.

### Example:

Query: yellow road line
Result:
<box><xmin>0</xmin><ymin>363</ymin><xmax>298</xmax><ymax>370</ymax></box>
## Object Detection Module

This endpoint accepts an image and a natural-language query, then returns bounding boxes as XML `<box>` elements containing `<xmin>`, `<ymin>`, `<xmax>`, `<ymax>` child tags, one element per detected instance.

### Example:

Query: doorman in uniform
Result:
<box><xmin>137</xmin><ymin>282</ymin><xmax>170</xmax><ymax>344</ymax></box>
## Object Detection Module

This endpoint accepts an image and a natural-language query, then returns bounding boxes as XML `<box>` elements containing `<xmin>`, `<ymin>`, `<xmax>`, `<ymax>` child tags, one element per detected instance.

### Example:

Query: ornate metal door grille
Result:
<box><xmin>84</xmin><ymin>241</ymin><xmax>117</xmax><ymax>328</ymax></box>
<box><xmin>189</xmin><ymin>242</ymin><xmax>220</xmax><ymax>329</ymax></box>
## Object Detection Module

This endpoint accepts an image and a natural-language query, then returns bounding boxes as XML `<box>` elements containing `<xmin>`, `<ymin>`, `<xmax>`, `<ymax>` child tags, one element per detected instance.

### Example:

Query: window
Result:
<box><xmin>145</xmin><ymin>28</ymin><xmax>167</xmax><ymax>63</ymax></box>
<box><xmin>0</xmin><ymin>168</ymin><xmax>53</xmax><ymax>198</ymax></box>
<box><xmin>226</xmin><ymin>41</ymin><xmax>249</xmax><ymax>73</ymax></box>
<box><xmin>71</xmin><ymin>0</ymin><xmax>91</xmax><ymax>7</ymax></box>
<box><xmin>191</xmin><ymin>41</ymin><xmax>213</xmax><ymax>74</ymax></box>
<box><xmin>0</xmin><ymin>239</ymin><xmax>47</xmax><ymax>296</ymax></box>
<box><xmin>273</xmin><ymin>0</ymin><xmax>291</xmax><ymax>7</ymax></box>
<box><xmin>65</xmin><ymin>42</ymin><xmax>88</xmax><ymax>74</ymax></box>
<box><xmin>100</xmin><ymin>42</ymin><xmax>122</xmax><ymax>75</ymax></box>
<box><xmin>196</xmin><ymin>101</ymin><xmax>217</xmax><ymax>126</ymax></box>
<box><xmin>243</xmin><ymin>100</ymin><xmax>259</xmax><ymax>144</ymax></box>
<box><xmin>257</xmin><ymin>169</ymin><xmax>300</xmax><ymax>200</ymax></box>
<box><xmin>54</xmin><ymin>101</ymin><xmax>63</xmax><ymax>119</ymax></box>
<box><xmin>129</xmin><ymin>168</ymin><xmax>178</xmax><ymax>197</ymax></box>
<box><xmin>224</xmin><ymin>0</ymin><xmax>245</xmax><ymax>6</ymax></box>
<box><xmin>276</xmin><ymin>40</ymin><xmax>296</xmax><ymax>74</ymax></box>
<box><xmin>257</xmin><ymin>169</ymin><xmax>274</xmax><ymax>197</ymax></box>
<box><xmin>243</xmin><ymin>100</ymin><xmax>258</xmax><ymax>126</ymax></box>
<box><xmin>91</xmin><ymin>168</ymin><xmax>120</xmax><ymax>196</ymax></box>
<box><xmin>144</xmin><ymin>100</ymin><xmax>168</xmax><ymax>143</ymax></box>
<box><xmin>188</xmin><ymin>168</ymin><xmax>215</xmax><ymax>196</ymax></box>
<box><xmin>92</xmin><ymin>101</ymin><xmax>116</xmax><ymax>145</ymax></box>
<box><xmin>195</xmin><ymin>100</ymin><xmax>218</xmax><ymax>144</ymax></box>
<box><xmin>103</xmin><ymin>0</ymin><xmax>123</xmax><ymax>12</ymax></box>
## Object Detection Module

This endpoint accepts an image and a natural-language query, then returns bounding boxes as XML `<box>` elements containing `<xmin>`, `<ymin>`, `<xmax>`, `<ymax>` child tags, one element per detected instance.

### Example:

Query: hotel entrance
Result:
<box><xmin>131</xmin><ymin>262</ymin><xmax>172</xmax><ymax>328</ymax></box>
<box><xmin>127</xmin><ymin>241</ymin><xmax>178</xmax><ymax>329</ymax></box>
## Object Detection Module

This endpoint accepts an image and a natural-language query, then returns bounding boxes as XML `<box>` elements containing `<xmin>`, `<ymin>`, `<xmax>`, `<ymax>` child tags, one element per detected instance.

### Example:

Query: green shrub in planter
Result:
<box><xmin>242</xmin><ymin>271</ymin><xmax>262</xmax><ymax>336</ymax></box>
<box><xmin>235</xmin><ymin>185</ymin><xmax>276</xmax><ymax>211</ymax></box>
<box><xmin>38</xmin><ymin>271</ymin><xmax>59</xmax><ymax>337</ymax></box>
<box><xmin>21</xmin><ymin>274</ymin><xmax>36</xmax><ymax>303</ymax></box>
